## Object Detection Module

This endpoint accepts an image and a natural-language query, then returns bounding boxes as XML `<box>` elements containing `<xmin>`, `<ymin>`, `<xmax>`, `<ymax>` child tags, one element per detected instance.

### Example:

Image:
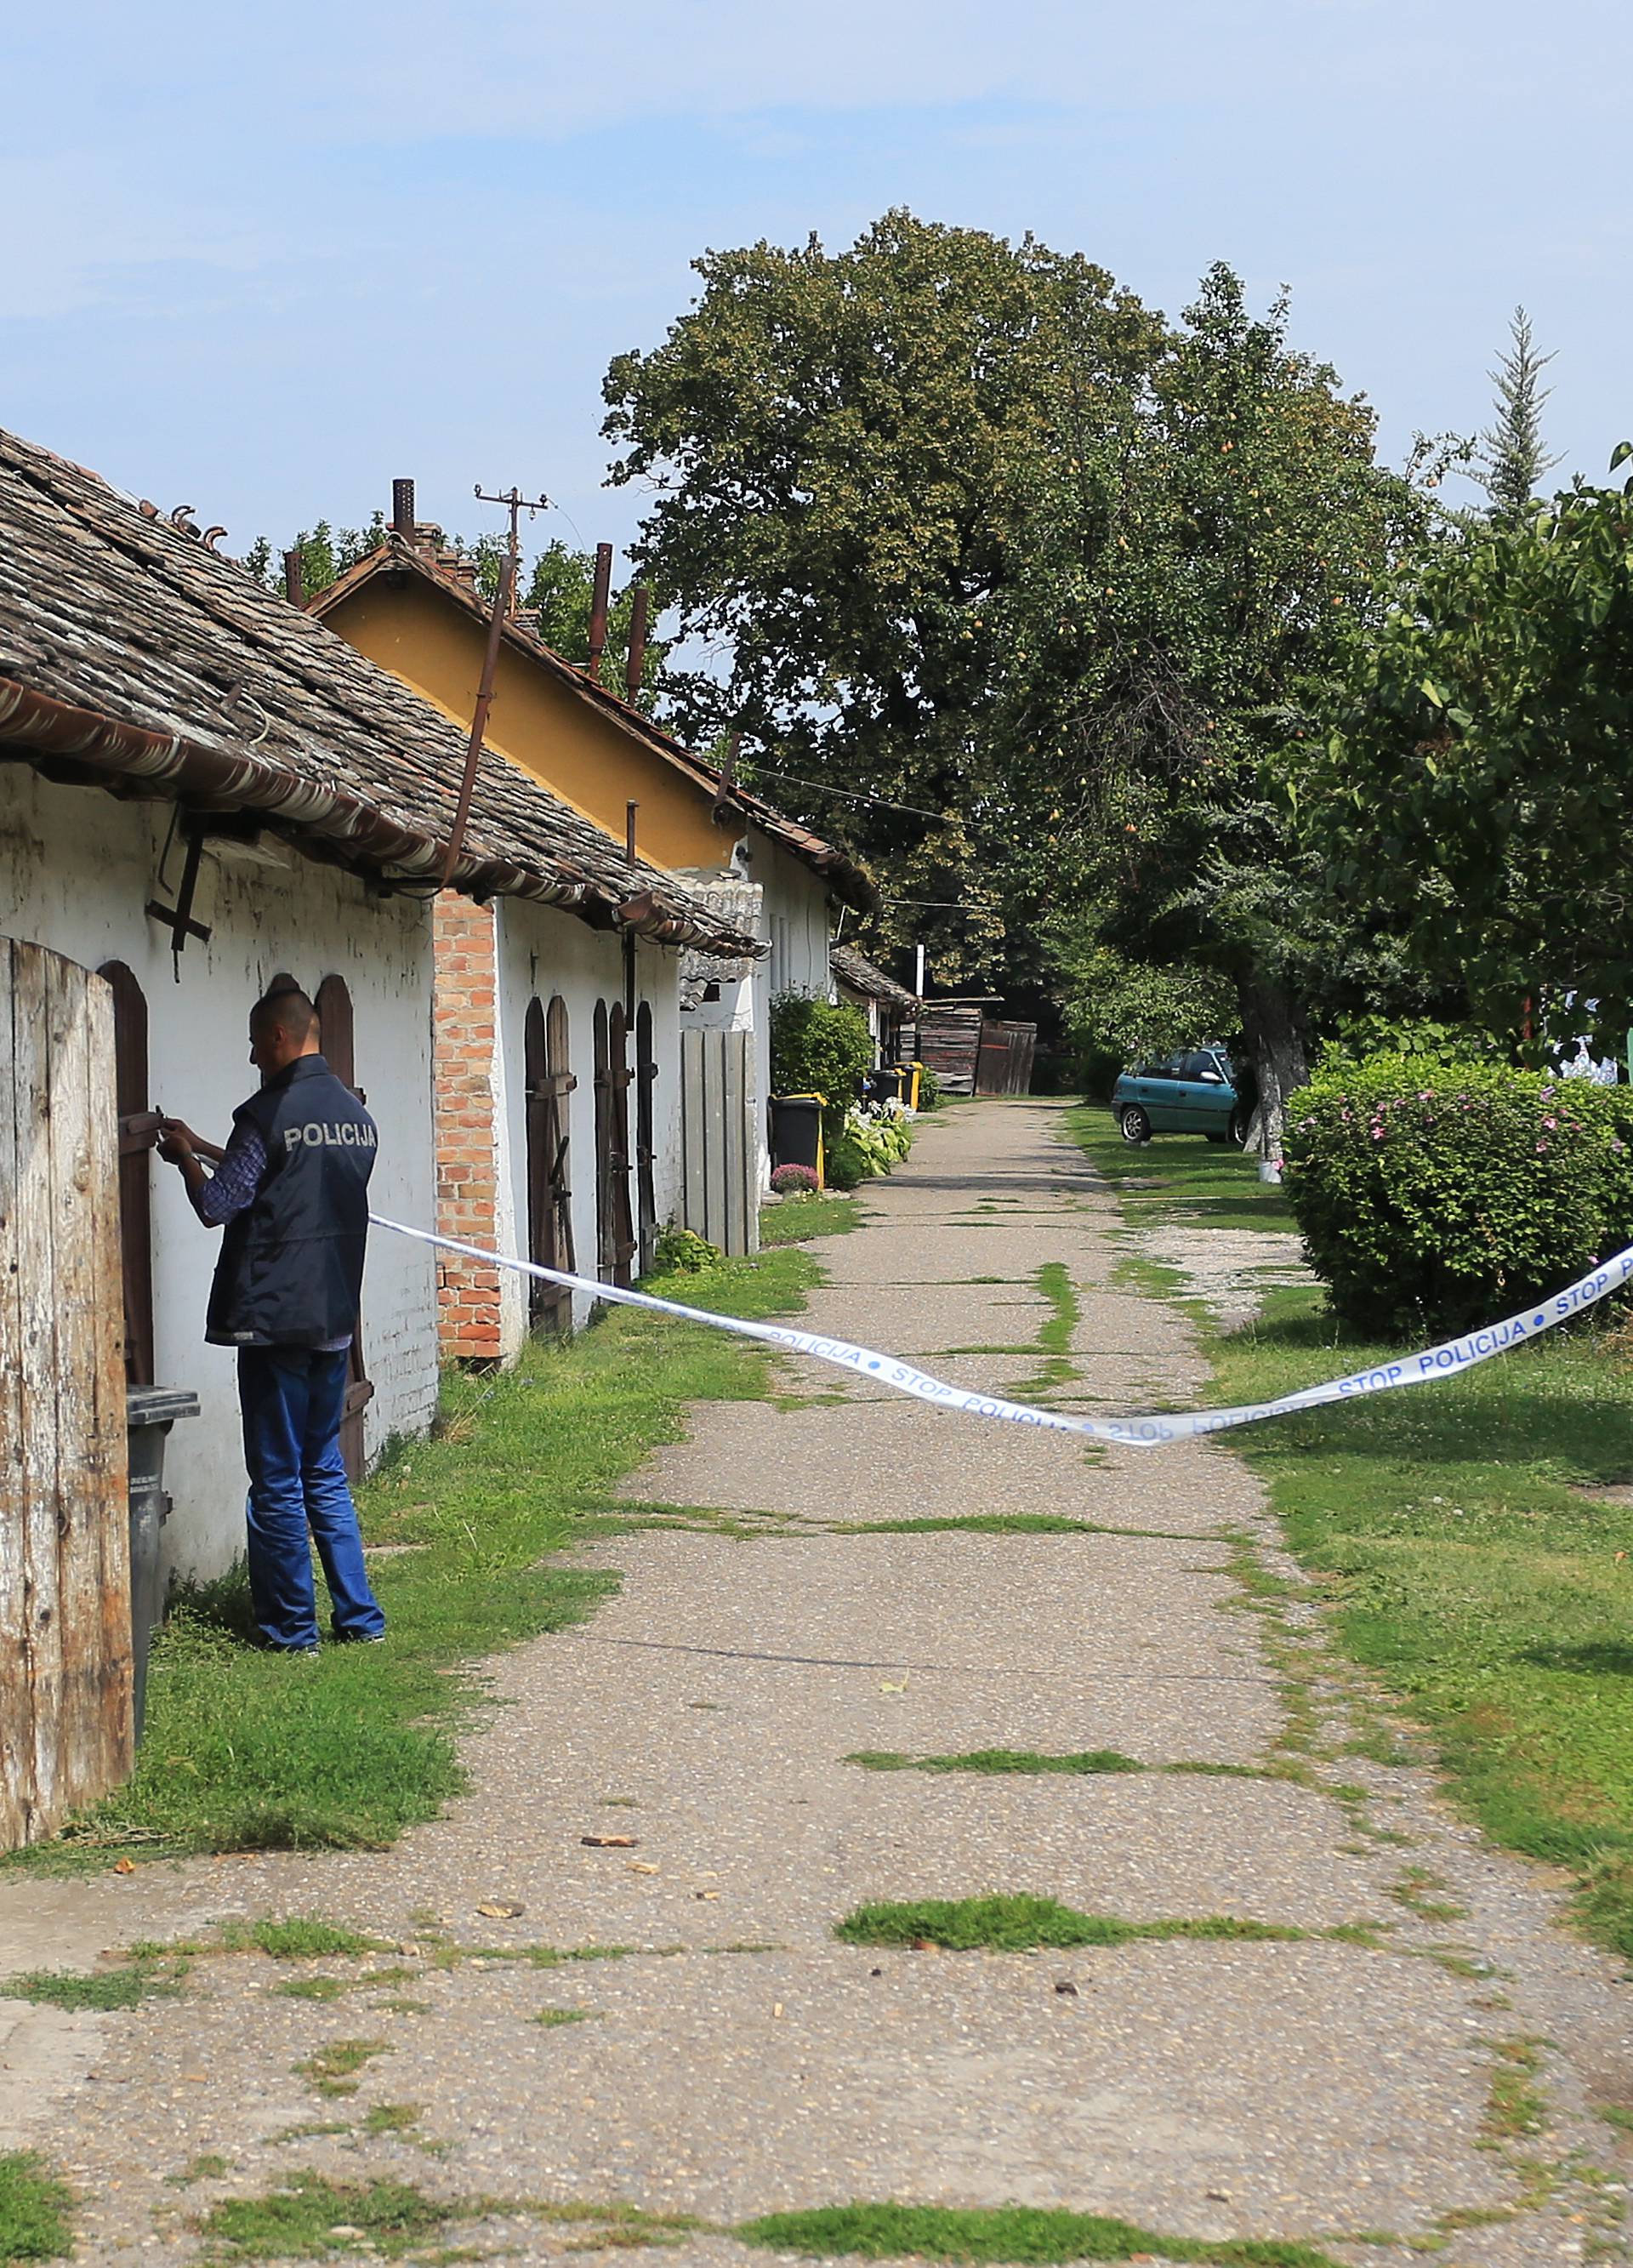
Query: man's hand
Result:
<box><xmin>159</xmin><ymin>1117</ymin><xmax>226</xmax><ymax>1165</ymax></box>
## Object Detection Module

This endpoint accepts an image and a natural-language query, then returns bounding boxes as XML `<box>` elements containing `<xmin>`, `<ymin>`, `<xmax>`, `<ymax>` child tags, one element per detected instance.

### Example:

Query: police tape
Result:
<box><xmin>369</xmin><ymin>1213</ymin><xmax>1633</xmax><ymax>1450</ymax></box>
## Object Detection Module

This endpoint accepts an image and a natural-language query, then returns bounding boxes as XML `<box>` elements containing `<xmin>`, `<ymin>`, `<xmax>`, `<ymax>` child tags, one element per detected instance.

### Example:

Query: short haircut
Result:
<box><xmin>252</xmin><ymin>984</ymin><xmax>319</xmax><ymax>1040</ymax></box>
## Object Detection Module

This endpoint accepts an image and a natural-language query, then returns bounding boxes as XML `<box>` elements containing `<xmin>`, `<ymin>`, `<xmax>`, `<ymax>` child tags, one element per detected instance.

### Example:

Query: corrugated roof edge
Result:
<box><xmin>0</xmin><ymin>674</ymin><xmax>763</xmax><ymax>958</ymax></box>
<box><xmin>311</xmin><ymin>536</ymin><xmax>879</xmax><ymax>916</ymax></box>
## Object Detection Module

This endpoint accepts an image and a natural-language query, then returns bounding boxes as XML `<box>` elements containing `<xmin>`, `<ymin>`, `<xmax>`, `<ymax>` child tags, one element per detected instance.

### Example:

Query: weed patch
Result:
<box><xmin>194</xmin><ymin>2171</ymin><xmax>447</xmax><ymax>2259</ymax></box>
<box><xmin>835</xmin><ymin>1895</ymin><xmax>1305</xmax><ymax>1953</ymax></box>
<box><xmin>293</xmin><ymin>2039</ymin><xmax>390</xmax><ymax>2097</ymax></box>
<box><xmin>0</xmin><ymin>1956</ymin><xmax>185</xmax><ymax>2012</ymax></box>
<box><xmin>845</xmin><ymin>1750</ymin><xmax>1147</xmax><ymax>1776</ymax></box>
<box><xmin>737</xmin><ymin>2202</ymin><xmax>1342</xmax><ymax>2268</ymax></box>
<box><xmin>0</xmin><ymin>2152</ymin><xmax>71</xmax><ymax>2264</ymax></box>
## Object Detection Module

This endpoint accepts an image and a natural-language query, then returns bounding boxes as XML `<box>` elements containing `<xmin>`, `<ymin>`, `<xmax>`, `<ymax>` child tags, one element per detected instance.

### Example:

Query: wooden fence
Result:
<box><xmin>680</xmin><ymin>1029</ymin><xmax>758</xmax><ymax>1257</ymax></box>
<box><xmin>1</xmin><ymin>939</ymin><xmax>134</xmax><ymax>1849</ymax></box>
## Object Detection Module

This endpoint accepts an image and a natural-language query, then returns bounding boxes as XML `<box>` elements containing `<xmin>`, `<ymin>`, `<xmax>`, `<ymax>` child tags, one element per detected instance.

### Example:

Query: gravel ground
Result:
<box><xmin>2</xmin><ymin>1101</ymin><xmax>1630</xmax><ymax>2267</ymax></box>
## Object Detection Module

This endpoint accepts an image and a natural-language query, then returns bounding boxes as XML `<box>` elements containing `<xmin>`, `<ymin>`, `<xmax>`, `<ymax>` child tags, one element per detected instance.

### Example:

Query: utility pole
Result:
<box><xmin>439</xmin><ymin>484</ymin><xmax>549</xmax><ymax>891</ymax></box>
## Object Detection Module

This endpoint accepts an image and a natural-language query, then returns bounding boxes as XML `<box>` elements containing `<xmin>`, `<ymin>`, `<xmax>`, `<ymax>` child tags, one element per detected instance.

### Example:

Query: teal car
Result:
<box><xmin>1111</xmin><ymin>1048</ymin><xmax>1249</xmax><ymax>1147</ymax></box>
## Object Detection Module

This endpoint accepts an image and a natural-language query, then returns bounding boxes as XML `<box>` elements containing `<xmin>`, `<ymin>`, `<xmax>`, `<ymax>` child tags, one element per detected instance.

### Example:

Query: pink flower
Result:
<box><xmin>1543</xmin><ymin>1116</ymin><xmax>1557</xmax><ymax>1129</ymax></box>
<box><xmin>1372</xmin><ymin>1128</ymin><xmax>1385</xmax><ymax>1141</ymax></box>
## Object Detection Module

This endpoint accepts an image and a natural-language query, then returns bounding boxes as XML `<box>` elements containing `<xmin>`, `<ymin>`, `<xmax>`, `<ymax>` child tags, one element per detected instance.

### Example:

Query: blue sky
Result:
<box><xmin>3</xmin><ymin>0</ymin><xmax>1626</xmax><ymax>578</ymax></box>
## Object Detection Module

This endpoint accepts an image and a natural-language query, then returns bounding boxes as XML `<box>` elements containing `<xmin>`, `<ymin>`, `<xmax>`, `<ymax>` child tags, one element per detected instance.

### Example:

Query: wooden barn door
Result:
<box><xmin>524</xmin><ymin>995</ymin><xmax>576</xmax><ymax>1335</ymax></box>
<box><xmin>1</xmin><ymin>939</ymin><xmax>134</xmax><ymax>1848</ymax></box>
<box><xmin>99</xmin><ymin>962</ymin><xmax>156</xmax><ymax>1387</ymax></box>
<box><xmin>315</xmin><ymin>975</ymin><xmax>374</xmax><ymax>1481</ymax></box>
<box><xmin>634</xmin><ymin>1001</ymin><xmax>657</xmax><ymax>1277</ymax></box>
<box><xmin>593</xmin><ymin>1001</ymin><xmax>636</xmax><ymax>1289</ymax></box>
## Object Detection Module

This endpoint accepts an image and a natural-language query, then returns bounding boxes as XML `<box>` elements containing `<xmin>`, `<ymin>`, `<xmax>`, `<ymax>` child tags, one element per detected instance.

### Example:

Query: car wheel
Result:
<box><xmin>1227</xmin><ymin>1106</ymin><xmax>1250</xmax><ymax>1148</ymax></box>
<box><xmin>1119</xmin><ymin>1104</ymin><xmax>1151</xmax><ymax>1145</ymax></box>
<box><xmin>1205</xmin><ymin>1132</ymin><xmax>1227</xmax><ymax>1144</ymax></box>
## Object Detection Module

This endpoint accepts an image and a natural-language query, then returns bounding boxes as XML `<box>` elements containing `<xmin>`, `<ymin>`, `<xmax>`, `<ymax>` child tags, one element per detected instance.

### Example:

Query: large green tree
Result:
<box><xmin>602</xmin><ymin>208</ymin><xmax>1165</xmax><ymax>987</ymax></box>
<box><xmin>1295</xmin><ymin>451</ymin><xmax>1633</xmax><ymax>1062</ymax></box>
<box><xmin>997</xmin><ymin>266</ymin><xmax>1434</xmax><ymax>1147</ymax></box>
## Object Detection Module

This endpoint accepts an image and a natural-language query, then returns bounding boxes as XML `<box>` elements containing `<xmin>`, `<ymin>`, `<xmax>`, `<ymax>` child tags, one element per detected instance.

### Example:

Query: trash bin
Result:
<box><xmin>771</xmin><ymin>1093</ymin><xmax>826</xmax><ymax>1185</ymax></box>
<box><xmin>892</xmin><ymin>1061</ymin><xmax>924</xmax><ymax>1110</ymax></box>
<box><xmin>862</xmin><ymin>1067</ymin><xmax>901</xmax><ymax>1106</ymax></box>
<box><xmin>126</xmin><ymin>1386</ymin><xmax>200</xmax><ymax>1743</ymax></box>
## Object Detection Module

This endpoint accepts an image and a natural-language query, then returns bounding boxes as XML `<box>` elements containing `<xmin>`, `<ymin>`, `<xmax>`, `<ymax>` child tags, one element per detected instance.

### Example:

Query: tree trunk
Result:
<box><xmin>1239</xmin><ymin>972</ymin><xmax>1310</xmax><ymax>1169</ymax></box>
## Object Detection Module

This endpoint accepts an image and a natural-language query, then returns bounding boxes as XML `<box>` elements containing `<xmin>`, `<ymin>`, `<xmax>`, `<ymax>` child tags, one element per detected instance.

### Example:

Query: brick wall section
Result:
<box><xmin>432</xmin><ymin>893</ymin><xmax>504</xmax><ymax>1362</ymax></box>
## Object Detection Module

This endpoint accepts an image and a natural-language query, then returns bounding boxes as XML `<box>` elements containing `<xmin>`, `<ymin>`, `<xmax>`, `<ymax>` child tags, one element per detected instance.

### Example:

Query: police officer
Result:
<box><xmin>158</xmin><ymin>984</ymin><xmax>386</xmax><ymax>1655</ymax></box>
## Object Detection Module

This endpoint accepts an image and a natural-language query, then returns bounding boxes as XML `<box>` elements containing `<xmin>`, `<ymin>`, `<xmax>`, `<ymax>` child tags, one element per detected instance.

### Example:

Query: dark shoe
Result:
<box><xmin>333</xmin><ymin>1629</ymin><xmax>386</xmax><ymax>1645</ymax></box>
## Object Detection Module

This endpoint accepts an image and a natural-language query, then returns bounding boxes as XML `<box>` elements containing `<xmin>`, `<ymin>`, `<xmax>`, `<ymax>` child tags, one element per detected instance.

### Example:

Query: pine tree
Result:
<box><xmin>1476</xmin><ymin>307</ymin><xmax>1561</xmax><ymax>515</ymax></box>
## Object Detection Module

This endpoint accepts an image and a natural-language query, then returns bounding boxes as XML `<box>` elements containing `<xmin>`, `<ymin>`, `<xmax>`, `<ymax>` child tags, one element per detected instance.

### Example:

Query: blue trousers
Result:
<box><xmin>237</xmin><ymin>1347</ymin><xmax>385</xmax><ymax>1650</ymax></box>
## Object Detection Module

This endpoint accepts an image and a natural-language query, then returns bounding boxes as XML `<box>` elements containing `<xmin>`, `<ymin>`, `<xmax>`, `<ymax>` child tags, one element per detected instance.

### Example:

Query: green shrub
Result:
<box><xmin>915</xmin><ymin>1066</ymin><xmax>942</xmax><ymax>1111</ymax></box>
<box><xmin>823</xmin><ymin>1136</ymin><xmax>868</xmax><ymax>1191</ymax></box>
<box><xmin>771</xmin><ymin>994</ymin><xmax>874</xmax><ymax>1132</ymax></box>
<box><xmin>1283</xmin><ymin>1056</ymin><xmax>1633</xmax><ymax>1336</ymax></box>
<box><xmin>651</xmin><ymin>1225</ymin><xmax>722</xmax><ymax>1274</ymax></box>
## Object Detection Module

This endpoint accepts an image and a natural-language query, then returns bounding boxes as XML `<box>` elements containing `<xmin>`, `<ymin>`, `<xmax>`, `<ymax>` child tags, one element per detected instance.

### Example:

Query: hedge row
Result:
<box><xmin>1283</xmin><ymin>1056</ymin><xmax>1633</xmax><ymax>1336</ymax></box>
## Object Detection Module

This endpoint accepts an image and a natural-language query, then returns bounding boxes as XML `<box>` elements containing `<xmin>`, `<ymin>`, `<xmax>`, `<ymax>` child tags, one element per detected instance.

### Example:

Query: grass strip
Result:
<box><xmin>0</xmin><ymin>2152</ymin><xmax>71</xmax><ymax>2265</ymax></box>
<box><xmin>737</xmin><ymin>2202</ymin><xmax>1343</xmax><ymax>2268</ymax></box>
<box><xmin>760</xmin><ymin>1194</ymin><xmax>864</xmax><ymax>1246</ymax></box>
<box><xmin>845</xmin><ymin>1749</ymin><xmax>1148</xmax><ymax>1776</ymax></box>
<box><xmin>0</xmin><ymin>1957</ymin><xmax>186</xmax><ymax>2012</ymax></box>
<box><xmin>1036</xmin><ymin>1262</ymin><xmax>1080</xmax><ymax>1354</ymax></box>
<box><xmin>12</xmin><ymin>1247</ymin><xmax>819</xmax><ymax>1867</ymax></box>
<box><xmin>1066</xmin><ymin>1108</ymin><xmax>1633</xmax><ymax>1963</ymax></box>
<box><xmin>834</xmin><ymin>1894</ymin><xmax>1305</xmax><ymax>1952</ymax></box>
<box><xmin>194</xmin><ymin>2175</ymin><xmax>702</xmax><ymax>2262</ymax></box>
<box><xmin>845</xmin><ymin>1749</ymin><xmax>1268</xmax><ymax>1779</ymax></box>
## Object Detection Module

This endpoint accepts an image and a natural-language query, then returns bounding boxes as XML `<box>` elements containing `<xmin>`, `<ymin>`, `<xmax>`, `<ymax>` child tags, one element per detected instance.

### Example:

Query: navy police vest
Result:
<box><xmin>206</xmin><ymin>1054</ymin><xmax>378</xmax><ymax>1347</ymax></box>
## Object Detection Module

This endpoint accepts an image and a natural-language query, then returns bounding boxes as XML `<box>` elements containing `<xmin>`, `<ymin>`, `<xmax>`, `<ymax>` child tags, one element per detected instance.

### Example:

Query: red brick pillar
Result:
<box><xmin>432</xmin><ymin>893</ymin><xmax>504</xmax><ymax>1362</ymax></box>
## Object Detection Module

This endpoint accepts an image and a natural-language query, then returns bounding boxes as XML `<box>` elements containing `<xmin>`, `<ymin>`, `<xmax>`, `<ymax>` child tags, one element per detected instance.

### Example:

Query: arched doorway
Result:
<box><xmin>593</xmin><ymin>1000</ymin><xmax>635</xmax><ymax>1290</ymax></box>
<box><xmin>99</xmin><ymin>960</ymin><xmax>155</xmax><ymax>1386</ymax></box>
<box><xmin>315</xmin><ymin>974</ymin><xmax>374</xmax><ymax>1480</ymax></box>
<box><xmin>634</xmin><ymin>1000</ymin><xmax>657</xmax><ymax>1277</ymax></box>
<box><xmin>525</xmin><ymin>995</ymin><xmax>576</xmax><ymax>1334</ymax></box>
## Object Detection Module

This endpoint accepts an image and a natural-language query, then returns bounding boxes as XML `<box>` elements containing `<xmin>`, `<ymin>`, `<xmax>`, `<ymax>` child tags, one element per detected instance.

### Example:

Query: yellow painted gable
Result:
<box><xmin>321</xmin><ymin>574</ymin><xmax>737</xmax><ymax>872</ymax></box>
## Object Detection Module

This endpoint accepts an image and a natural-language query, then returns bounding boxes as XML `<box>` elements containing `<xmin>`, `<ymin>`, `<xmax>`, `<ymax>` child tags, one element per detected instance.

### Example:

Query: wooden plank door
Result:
<box><xmin>99</xmin><ymin>961</ymin><xmax>156</xmax><ymax>1388</ymax></box>
<box><xmin>315</xmin><ymin>975</ymin><xmax>373</xmax><ymax>1481</ymax></box>
<box><xmin>634</xmin><ymin>1001</ymin><xmax>657</xmax><ymax>1277</ymax></box>
<box><xmin>524</xmin><ymin>996</ymin><xmax>576</xmax><ymax>1335</ymax></box>
<box><xmin>0</xmin><ymin>939</ymin><xmax>134</xmax><ymax>1849</ymax></box>
<box><xmin>593</xmin><ymin>1002</ymin><xmax>636</xmax><ymax>1290</ymax></box>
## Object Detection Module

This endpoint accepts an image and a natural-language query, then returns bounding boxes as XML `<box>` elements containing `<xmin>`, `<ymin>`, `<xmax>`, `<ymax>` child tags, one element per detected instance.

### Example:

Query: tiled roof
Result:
<box><xmin>310</xmin><ymin>535</ymin><xmax>879</xmax><ymax>916</ymax></box>
<box><xmin>0</xmin><ymin>429</ymin><xmax>760</xmax><ymax>958</ymax></box>
<box><xmin>831</xmin><ymin>943</ymin><xmax>919</xmax><ymax>1010</ymax></box>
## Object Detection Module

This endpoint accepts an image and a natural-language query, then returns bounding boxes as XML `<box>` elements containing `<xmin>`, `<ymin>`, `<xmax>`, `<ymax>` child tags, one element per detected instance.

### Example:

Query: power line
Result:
<box><xmin>743</xmin><ymin>764</ymin><xmax>945</xmax><ymax>822</ymax></box>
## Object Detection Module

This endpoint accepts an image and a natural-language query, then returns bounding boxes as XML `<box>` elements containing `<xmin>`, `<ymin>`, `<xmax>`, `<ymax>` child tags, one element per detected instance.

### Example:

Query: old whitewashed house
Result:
<box><xmin>0</xmin><ymin>425</ymin><xmax>755</xmax><ymax>1616</ymax></box>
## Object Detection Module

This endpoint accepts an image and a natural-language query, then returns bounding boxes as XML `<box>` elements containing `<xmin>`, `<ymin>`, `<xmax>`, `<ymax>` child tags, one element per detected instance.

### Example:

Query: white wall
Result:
<box><xmin>492</xmin><ymin>902</ymin><xmax>687</xmax><ymax>1353</ymax></box>
<box><xmin>0</xmin><ymin>767</ymin><xmax>441</xmax><ymax>1587</ymax></box>
<box><xmin>748</xmin><ymin>834</ymin><xmax>834</xmax><ymax>1190</ymax></box>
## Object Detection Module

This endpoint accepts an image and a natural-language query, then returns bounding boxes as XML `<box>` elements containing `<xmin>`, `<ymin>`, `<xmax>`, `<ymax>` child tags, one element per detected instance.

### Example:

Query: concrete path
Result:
<box><xmin>3</xmin><ymin>1101</ymin><xmax>1630</xmax><ymax>2265</ymax></box>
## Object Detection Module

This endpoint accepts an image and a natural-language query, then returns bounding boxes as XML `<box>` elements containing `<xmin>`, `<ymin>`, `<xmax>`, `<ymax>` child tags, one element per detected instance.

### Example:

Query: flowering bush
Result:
<box><xmin>771</xmin><ymin>1164</ymin><xmax>821</xmax><ymax>1196</ymax></box>
<box><xmin>1283</xmin><ymin>1055</ymin><xmax>1633</xmax><ymax>1336</ymax></box>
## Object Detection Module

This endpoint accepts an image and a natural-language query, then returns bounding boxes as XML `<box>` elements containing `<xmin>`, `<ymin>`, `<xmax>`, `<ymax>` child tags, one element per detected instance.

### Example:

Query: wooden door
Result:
<box><xmin>634</xmin><ymin>1001</ymin><xmax>657</xmax><ymax>1277</ymax></box>
<box><xmin>525</xmin><ymin>995</ymin><xmax>576</xmax><ymax>1334</ymax></box>
<box><xmin>99</xmin><ymin>961</ymin><xmax>156</xmax><ymax>1387</ymax></box>
<box><xmin>593</xmin><ymin>1001</ymin><xmax>636</xmax><ymax>1290</ymax></box>
<box><xmin>315</xmin><ymin>975</ymin><xmax>374</xmax><ymax>1481</ymax></box>
<box><xmin>1</xmin><ymin>939</ymin><xmax>134</xmax><ymax>1848</ymax></box>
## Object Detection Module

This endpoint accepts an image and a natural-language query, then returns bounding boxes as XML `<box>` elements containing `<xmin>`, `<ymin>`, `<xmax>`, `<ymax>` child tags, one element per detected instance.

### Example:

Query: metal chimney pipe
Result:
<box><xmin>392</xmin><ymin>478</ymin><xmax>416</xmax><ymax>536</ymax></box>
<box><xmin>282</xmin><ymin>548</ymin><xmax>304</xmax><ymax>607</ymax></box>
<box><xmin>624</xmin><ymin>582</ymin><xmax>650</xmax><ymax>703</ymax></box>
<box><xmin>587</xmin><ymin>543</ymin><xmax>613</xmax><ymax>680</ymax></box>
<box><xmin>626</xmin><ymin>800</ymin><xmax>638</xmax><ymax>863</ymax></box>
